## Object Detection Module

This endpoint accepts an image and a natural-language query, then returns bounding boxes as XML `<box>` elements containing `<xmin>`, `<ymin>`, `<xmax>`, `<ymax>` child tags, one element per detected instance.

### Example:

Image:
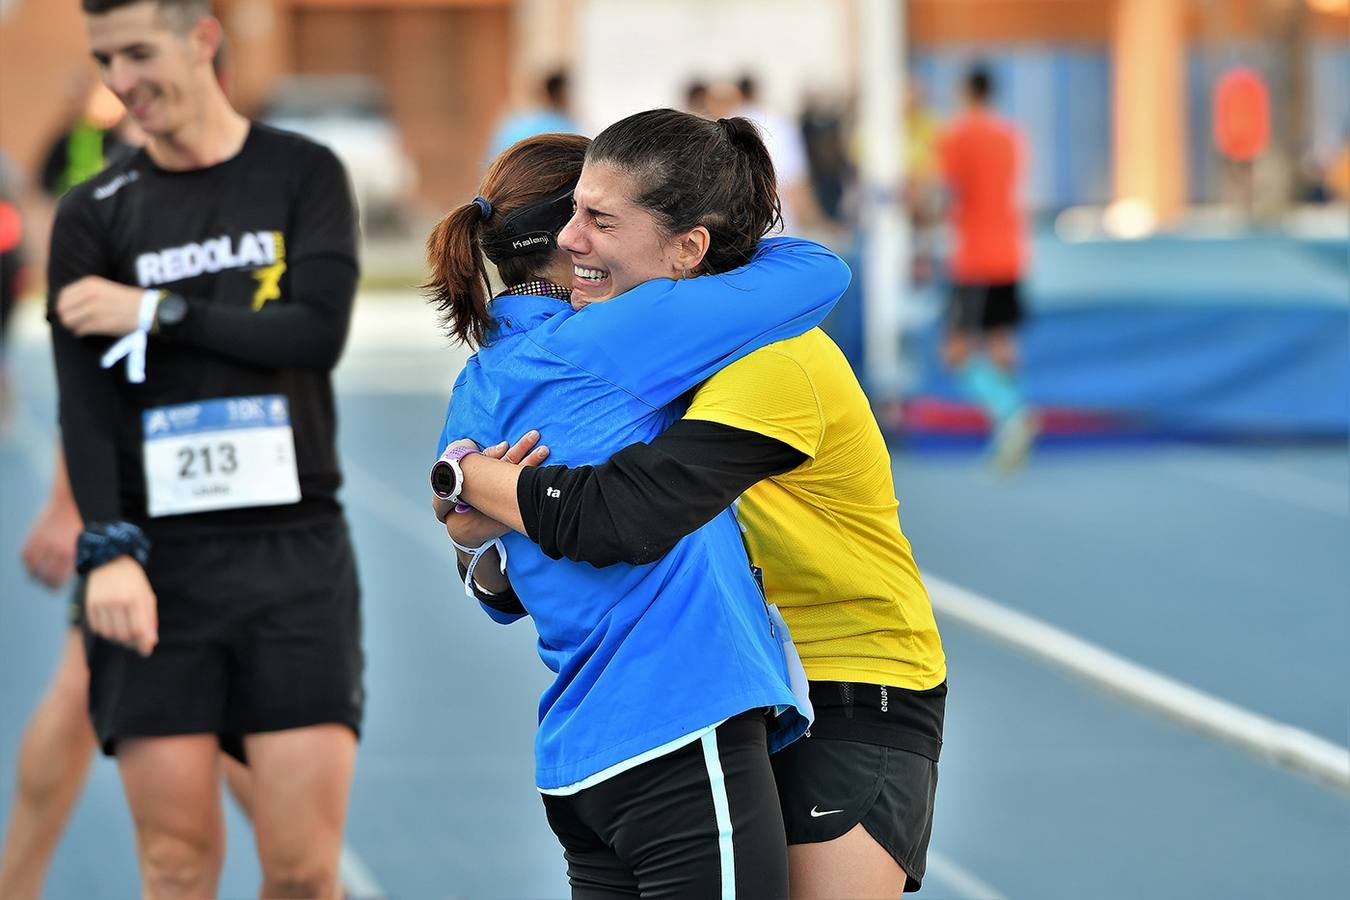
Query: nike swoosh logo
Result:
<box><xmin>809</xmin><ymin>806</ymin><xmax>844</xmax><ymax>817</ymax></box>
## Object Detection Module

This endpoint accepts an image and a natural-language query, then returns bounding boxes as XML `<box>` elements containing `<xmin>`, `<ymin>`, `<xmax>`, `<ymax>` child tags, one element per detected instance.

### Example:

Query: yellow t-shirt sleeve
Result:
<box><xmin>685</xmin><ymin>344</ymin><xmax>823</xmax><ymax>459</ymax></box>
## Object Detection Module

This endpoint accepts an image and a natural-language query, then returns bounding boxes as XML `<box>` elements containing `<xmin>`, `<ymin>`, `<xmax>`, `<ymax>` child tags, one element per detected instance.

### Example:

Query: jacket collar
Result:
<box><xmin>487</xmin><ymin>293</ymin><xmax>572</xmax><ymax>339</ymax></box>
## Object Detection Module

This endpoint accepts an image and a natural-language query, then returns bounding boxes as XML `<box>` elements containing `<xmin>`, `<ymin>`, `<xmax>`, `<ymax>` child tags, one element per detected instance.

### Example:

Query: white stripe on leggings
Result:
<box><xmin>700</xmin><ymin>730</ymin><xmax>736</xmax><ymax>900</ymax></box>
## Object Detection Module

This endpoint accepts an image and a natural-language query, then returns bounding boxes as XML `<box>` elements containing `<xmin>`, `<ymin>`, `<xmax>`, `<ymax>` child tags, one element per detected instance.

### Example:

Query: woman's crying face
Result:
<box><xmin>556</xmin><ymin>163</ymin><xmax>685</xmax><ymax>310</ymax></box>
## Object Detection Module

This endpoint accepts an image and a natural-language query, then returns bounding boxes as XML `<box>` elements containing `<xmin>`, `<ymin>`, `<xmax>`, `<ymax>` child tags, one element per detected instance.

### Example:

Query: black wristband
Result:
<box><xmin>457</xmin><ymin>559</ymin><xmax>527</xmax><ymax>617</ymax></box>
<box><xmin>76</xmin><ymin>521</ymin><xmax>151</xmax><ymax>576</ymax></box>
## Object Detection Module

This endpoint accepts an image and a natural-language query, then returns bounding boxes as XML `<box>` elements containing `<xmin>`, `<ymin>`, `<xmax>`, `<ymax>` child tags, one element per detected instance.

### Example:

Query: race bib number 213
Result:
<box><xmin>142</xmin><ymin>394</ymin><xmax>301</xmax><ymax>518</ymax></box>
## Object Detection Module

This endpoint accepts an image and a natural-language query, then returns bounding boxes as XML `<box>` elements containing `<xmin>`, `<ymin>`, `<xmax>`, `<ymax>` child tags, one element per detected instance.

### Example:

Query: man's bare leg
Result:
<box><xmin>0</xmin><ymin>631</ymin><xmax>97</xmax><ymax>900</ymax></box>
<box><xmin>246</xmin><ymin>724</ymin><xmax>356</xmax><ymax>899</ymax></box>
<box><xmin>941</xmin><ymin>330</ymin><xmax>974</xmax><ymax>371</ymax></box>
<box><xmin>117</xmin><ymin>735</ymin><xmax>225</xmax><ymax>899</ymax></box>
<box><xmin>986</xmin><ymin>327</ymin><xmax>1019</xmax><ymax>372</ymax></box>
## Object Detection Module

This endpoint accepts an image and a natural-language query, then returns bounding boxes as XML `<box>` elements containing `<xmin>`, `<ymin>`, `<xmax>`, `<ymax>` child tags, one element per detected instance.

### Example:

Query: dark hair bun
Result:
<box><xmin>717</xmin><ymin>116</ymin><xmax>757</xmax><ymax>148</ymax></box>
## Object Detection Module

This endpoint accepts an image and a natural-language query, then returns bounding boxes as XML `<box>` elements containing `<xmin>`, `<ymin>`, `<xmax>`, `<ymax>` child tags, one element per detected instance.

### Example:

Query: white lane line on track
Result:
<box><xmin>6</xmin><ymin>392</ymin><xmax>389</xmax><ymax>900</ymax></box>
<box><xmin>1161</xmin><ymin>449</ymin><xmax>1348</xmax><ymax>518</ymax></box>
<box><xmin>926</xmin><ymin>574</ymin><xmax>1350</xmax><ymax>793</ymax></box>
<box><xmin>926</xmin><ymin>850</ymin><xmax>1009</xmax><ymax>899</ymax></box>
<box><xmin>338</xmin><ymin>847</ymin><xmax>386</xmax><ymax>900</ymax></box>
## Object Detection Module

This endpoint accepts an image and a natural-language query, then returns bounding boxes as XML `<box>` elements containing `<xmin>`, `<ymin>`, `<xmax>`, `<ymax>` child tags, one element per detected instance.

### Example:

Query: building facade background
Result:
<box><xmin>1</xmin><ymin>0</ymin><xmax>1345</xmax><ymax>214</ymax></box>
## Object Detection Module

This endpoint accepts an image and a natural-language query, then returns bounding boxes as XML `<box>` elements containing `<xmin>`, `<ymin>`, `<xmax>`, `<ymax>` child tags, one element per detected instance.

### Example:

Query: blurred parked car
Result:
<box><xmin>261</xmin><ymin>74</ymin><xmax>416</xmax><ymax>231</ymax></box>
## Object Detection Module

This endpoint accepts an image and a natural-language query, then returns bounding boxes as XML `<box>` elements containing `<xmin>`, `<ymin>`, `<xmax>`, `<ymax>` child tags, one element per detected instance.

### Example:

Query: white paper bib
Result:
<box><xmin>142</xmin><ymin>394</ymin><xmax>301</xmax><ymax>518</ymax></box>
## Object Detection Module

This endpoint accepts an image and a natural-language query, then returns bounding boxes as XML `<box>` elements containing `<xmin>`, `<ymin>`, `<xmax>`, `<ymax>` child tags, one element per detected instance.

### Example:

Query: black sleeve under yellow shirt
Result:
<box><xmin>517</xmin><ymin>420</ymin><xmax>806</xmax><ymax>567</ymax></box>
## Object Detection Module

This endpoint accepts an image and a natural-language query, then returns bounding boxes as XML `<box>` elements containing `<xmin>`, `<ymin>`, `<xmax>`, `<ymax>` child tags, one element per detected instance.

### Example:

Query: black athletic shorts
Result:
<box><xmin>948</xmin><ymin>281</ymin><xmax>1024</xmax><ymax>333</ymax></box>
<box><xmin>83</xmin><ymin>516</ymin><xmax>364</xmax><ymax>762</ymax></box>
<box><xmin>773</xmin><ymin>680</ymin><xmax>946</xmax><ymax>892</ymax></box>
<box><xmin>542</xmin><ymin>709</ymin><xmax>788</xmax><ymax>899</ymax></box>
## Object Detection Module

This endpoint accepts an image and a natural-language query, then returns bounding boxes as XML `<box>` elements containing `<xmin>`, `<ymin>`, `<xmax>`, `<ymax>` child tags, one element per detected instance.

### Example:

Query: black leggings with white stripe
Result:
<box><xmin>541</xmin><ymin>710</ymin><xmax>789</xmax><ymax>899</ymax></box>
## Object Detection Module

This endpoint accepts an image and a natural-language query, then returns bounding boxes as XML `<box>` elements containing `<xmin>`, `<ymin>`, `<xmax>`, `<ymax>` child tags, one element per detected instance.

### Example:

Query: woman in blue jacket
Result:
<box><xmin>426</xmin><ymin>119</ymin><xmax>849</xmax><ymax>897</ymax></box>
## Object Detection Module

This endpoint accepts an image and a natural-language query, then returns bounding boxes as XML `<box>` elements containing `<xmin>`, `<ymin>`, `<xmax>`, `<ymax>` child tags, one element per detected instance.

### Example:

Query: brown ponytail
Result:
<box><xmin>423</xmin><ymin>132</ymin><xmax>590</xmax><ymax>347</ymax></box>
<box><xmin>423</xmin><ymin>203</ymin><xmax>495</xmax><ymax>348</ymax></box>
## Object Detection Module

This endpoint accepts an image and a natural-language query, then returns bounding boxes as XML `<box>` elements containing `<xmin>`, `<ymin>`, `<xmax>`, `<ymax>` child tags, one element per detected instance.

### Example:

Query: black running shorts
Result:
<box><xmin>773</xmin><ymin>680</ymin><xmax>945</xmax><ymax>892</ymax></box>
<box><xmin>542</xmin><ymin>710</ymin><xmax>788</xmax><ymax>899</ymax></box>
<box><xmin>948</xmin><ymin>281</ymin><xmax>1024</xmax><ymax>333</ymax></box>
<box><xmin>83</xmin><ymin>516</ymin><xmax>364</xmax><ymax>761</ymax></box>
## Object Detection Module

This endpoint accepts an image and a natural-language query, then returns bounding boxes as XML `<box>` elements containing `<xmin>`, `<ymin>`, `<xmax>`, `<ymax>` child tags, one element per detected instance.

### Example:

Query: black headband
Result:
<box><xmin>479</xmin><ymin>186</ymin><xmax>576</xmax><ymax>262</ymax></box>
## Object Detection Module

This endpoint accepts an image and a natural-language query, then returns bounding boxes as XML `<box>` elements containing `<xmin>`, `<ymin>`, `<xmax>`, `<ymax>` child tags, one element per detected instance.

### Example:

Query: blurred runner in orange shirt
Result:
<box><xmin>938</xmin><ymin>65</ymin><xmax>1037</xmax><ymax>471</ymax></box>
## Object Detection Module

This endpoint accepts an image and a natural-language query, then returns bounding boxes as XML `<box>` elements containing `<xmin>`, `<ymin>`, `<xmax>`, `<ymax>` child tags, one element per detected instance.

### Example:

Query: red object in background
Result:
<box><xmin>1213</xmin><ymin>68</ymin><xmax>1271</xmax><ymax>162</ymax></box>
<box><xmin>0</xmin><ymin>200</ymin><xmax>21</xmax><ymax>254</ymax></box>
<box><xmin>902</xmin><ymin>397</ymin><xmax>1125</xmax><ymax>437</ymax></box>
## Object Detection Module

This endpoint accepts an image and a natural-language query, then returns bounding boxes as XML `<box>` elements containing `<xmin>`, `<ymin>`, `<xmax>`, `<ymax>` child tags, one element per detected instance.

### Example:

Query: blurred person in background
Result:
<box><xmin>0</xmin><ymin>150</ymin><xmax>28</xmax><ymax>435</ymax></box>
<box><xmin>0</xmin><ymin>94</ymin><xmax>137</xmax><ymax>900</ymax></box>
<box><xmin>1324</xmin><ymin>133</ymin><xmax>1350</xmax><ymax>202</ymax></box>
<box><xmin>447</xmin><ymin>116</ymin><xmax>946</xmax><ymax>897</ymax></box>
<box><xmin>432</xmin><ymin>114</ymin><xmax>850</xmax><ymax>896</ymax></box>
<box><xmin>42</xmin><ymin>0</ymin><xmax>362</xmax><ymax>894</ymax></box>
<box><xmin>704</xmin><ymin>81</ymin><xmax>742</xmax><ymax>120</ymax></box>
<box><xmin>0</xmin><ymin>34</ymin><xmax>251</xmax><ymax>900</ymax></box>
<box><xmin>489</xmin><ymin>69</ymin><xmax>583</xmax><ymax>159</ymax></box>
<box><xmin>0</xmin><ymin>82</ymin><xmax>136</xmax><ymax>900</ymax></box>
<box><xmin>733</xmin><ymin>73</ymin><xmax>823</xmax><ymax>232</ymax></box>
<box><xmin>1</xmin><ymin>449</ymin><xmax>90</xmax><ymax>900</ymax></box>
<box><xmin>903</xmin><ymin>79</ymin><xmax>942</xmax><ymax>284</ymax></box>
<box><xmin>5</xmin><ymin>77</ymin><xmax>144</xmax><ymax>316</ymax></box>
<box><xmin>938</xmin><ymin>64</ymin><xmax>1038</xmax><ymax>471</ymax></box>
<box><xmin>39</xmin><ymin>83</ymin><xmax>145</xmax><ymax>200</ymax></box>
<box><xmin>1</xmin><ymin>447</ymin><xmax>256</xmax><ymax>900</ymax></box>
<box><xmin>684</xmin><ymin>78</ymin><xmax>711</xmax><ymax>118</ymax></box>
<box><xmin>798</xmin><ymin>92</ymin><xmax>851</xmax><ymax>223</ymax></box>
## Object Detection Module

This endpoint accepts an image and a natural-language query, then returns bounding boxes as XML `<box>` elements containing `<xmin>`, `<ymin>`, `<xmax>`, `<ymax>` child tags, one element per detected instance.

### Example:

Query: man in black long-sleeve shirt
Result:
<box><xmin>46</xmin><ymin>2</ymin><xmax>361</xmax><ymax>896</ymax></box>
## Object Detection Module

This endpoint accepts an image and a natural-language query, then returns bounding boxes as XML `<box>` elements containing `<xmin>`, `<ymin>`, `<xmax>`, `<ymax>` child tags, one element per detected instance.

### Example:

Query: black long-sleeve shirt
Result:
<box><xmin>48</xmin><ymin>124</ymin><xmax>359</xmax><ymax>536</ymax></box>
<box><xmin>517</xmin><ymin>418</ymin><xmax>806</xmax><ymax>567</ymax></box>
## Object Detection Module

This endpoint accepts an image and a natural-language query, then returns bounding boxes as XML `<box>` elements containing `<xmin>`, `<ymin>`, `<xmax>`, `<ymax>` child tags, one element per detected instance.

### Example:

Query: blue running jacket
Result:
<box><xmin>437</xmin><ymin>237</ymin><xmax>851</xmax><ymax>789</ymax></box>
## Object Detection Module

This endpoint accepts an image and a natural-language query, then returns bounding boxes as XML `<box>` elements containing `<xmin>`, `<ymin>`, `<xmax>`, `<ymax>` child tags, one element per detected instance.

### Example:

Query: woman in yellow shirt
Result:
<box><xmin>452</xmin><ymin>128</ymin><xmax>946</xmax><ymax>898</ymax></box>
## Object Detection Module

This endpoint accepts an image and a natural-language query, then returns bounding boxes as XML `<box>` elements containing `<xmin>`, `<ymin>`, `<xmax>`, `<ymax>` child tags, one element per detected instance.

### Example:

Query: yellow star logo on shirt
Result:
<box><xmin>252</xmin><ymin>231</ymin><xmax>287</xmax><ymax>311</ymax></box>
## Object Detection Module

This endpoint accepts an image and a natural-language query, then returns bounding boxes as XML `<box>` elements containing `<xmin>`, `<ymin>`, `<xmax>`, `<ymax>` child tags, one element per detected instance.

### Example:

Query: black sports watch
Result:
<box><xmin>153</xmin><ymin>293</ymin><xmax>189</xmax><ymax>334</ymax></box>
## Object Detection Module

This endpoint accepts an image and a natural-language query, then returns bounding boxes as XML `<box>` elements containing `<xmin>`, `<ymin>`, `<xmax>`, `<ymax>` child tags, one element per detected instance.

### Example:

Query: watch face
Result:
<box><xmin>158</xmin><ymin>295</ymin><xmax>188</xmax><ymax>326</ymax></box>
<box><xmin>430</xmin><ymin>457</ymin><xmax>461</xmax><ymax>500</ymax></box>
